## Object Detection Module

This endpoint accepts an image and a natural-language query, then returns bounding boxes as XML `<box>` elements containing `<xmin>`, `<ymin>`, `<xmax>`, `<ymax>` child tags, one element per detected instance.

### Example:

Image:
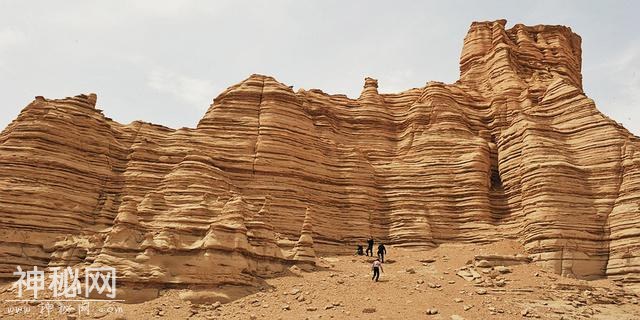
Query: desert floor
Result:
<box><xmin>1</xmin><ymin>240</ymin><xmax>639</xmax><ymax>319</ymax></box>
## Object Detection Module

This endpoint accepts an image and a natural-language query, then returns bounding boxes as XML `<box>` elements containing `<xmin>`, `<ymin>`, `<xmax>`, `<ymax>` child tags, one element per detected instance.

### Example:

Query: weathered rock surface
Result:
<box><xmin>474</xmin><ymin>254</ymin><xmax>532</xmax><ymax>267</ymax></box>
<box><xmin>0</xmin><ymin>20</ymin><xmax>639</xmax><ymax>292</ymax></box>
<box><xmin>291</xmin><ymin>208</ymin><xmax>316</xmax><ymax>264</ymax></box>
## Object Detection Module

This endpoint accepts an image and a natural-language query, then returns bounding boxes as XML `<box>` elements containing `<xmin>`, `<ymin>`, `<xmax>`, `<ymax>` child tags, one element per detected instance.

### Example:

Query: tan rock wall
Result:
<box><xmin>0</xmin><ymin>20</ymin><xmax>638</xmax><ymax>289</ymax></box>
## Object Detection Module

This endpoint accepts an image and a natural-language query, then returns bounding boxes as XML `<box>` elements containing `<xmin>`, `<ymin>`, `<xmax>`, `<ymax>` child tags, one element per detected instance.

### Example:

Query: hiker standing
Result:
<box><xmin>366</xmin><ymin>238</ymin><xmax>374</xmax><ymax>257</ymax></box>
<box><xmin>377</xmin><ymin>243</ymin><xmax>387</xmax><ymax>263</ymax></box>
<box><xmin>371</xmin><ymin>258</ymin><xmax>383</xmax><ymax>282</ymax></box>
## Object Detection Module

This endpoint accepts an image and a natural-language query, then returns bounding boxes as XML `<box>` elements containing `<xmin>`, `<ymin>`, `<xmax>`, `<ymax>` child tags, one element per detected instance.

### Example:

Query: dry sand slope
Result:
<box><xmin>1</xmin><ymin>240</ymin><xmax>638</xmax><ymax>319</ymax></box>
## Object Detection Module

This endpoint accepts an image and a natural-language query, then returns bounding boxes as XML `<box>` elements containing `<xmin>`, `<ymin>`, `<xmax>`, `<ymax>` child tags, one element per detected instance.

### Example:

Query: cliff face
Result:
<box><xmin>1</xmin><ymin>20</ymin><xmax>639</xmax><ymax>292</ymax></box>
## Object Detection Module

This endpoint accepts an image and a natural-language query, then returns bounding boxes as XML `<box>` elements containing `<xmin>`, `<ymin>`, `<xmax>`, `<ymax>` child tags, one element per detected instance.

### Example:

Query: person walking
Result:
<box><xmin>377</xmin><ymin>243</ymin><xmax>387</xmax><ymax>263</ymax></box>
<box><xmin>371</xmin><ymin>258</ymin><xmax>383</xmax><ymax>282</ymax></box>
<box><xmin>366</xmin><ymin>238</ymin><xmax>374</xmax><ymax>257</ymax></box>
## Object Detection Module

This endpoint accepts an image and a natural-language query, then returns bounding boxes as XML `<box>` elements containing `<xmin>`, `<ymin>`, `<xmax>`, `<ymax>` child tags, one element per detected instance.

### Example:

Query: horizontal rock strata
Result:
<box><xmin>0</xmin><ymin>19</ymin><xmax>638</xmax><ymax>291</ymax></box>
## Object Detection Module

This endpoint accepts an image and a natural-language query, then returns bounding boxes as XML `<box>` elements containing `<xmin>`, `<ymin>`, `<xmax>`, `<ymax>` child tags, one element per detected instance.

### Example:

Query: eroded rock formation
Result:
<box><xmin>292</xmin><ymin>208</ymin><xmax>316</xmax><ymax>264</ymax></box>
<box><xmin>0</xmin><ymin>20</ymin><xmax>639</xmax><ymax>292</ymax></box>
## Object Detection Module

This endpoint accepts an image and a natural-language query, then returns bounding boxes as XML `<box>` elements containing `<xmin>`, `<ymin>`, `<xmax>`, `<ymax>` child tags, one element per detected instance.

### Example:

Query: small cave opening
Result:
<box><xmin>490</xmin><ymin>168</ymin><xmax>503</xmax><ymax>190</ymax></box>
<box><xmin>488</xmin><ymin>134</ymin><xmax>503</xmax><ymax>190</ymax></box>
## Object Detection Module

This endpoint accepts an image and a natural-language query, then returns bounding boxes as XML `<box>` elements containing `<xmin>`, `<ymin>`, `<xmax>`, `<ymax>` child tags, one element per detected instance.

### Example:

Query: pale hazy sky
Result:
<box><xmin>1</xmin><ymin>0</ymin><xmax>638</xmax><ymax>135</ymax></box>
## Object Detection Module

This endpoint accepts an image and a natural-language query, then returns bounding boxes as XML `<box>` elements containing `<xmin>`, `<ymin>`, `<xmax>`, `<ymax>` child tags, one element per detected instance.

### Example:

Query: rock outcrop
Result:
<box><xmin>292</xmin><ymin>208</ymin><xmax>317</xmax><ymax>264</ymax></box>
<box><xmin>0</xmin><ymin>20</ymin><xmax>639</xmax><ymax>292</ymax></box>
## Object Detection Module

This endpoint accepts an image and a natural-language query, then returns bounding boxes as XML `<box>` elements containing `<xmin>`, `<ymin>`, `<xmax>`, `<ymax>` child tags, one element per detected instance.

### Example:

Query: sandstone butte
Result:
<box><xmin>0</xmin><ymin>20</ymin><xmax>639</xmax><ymax>299</ymax></box>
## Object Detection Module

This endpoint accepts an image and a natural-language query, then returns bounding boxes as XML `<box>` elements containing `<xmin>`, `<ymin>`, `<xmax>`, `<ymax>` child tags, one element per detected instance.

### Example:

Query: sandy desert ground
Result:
<box><xmin>1</xmin><ymin>240</ymin><xmax>638</xmax><ymax>320</ymax></box>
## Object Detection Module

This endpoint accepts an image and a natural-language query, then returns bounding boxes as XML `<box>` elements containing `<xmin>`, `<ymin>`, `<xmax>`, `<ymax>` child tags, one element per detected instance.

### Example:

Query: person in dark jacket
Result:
<box><xmin>366</xmin><ymin>238</ymin><xmax>374</xmax><ymax>257</ymax></box>
<box><xmin>355</xmin><ymin>245</ymin><xmax>364</xmax><ymax>256</ymax></box>
<box><xmin>377</xmin><ymin>243</ymin><xmax>387</xmax><ymax>263</ymax></box>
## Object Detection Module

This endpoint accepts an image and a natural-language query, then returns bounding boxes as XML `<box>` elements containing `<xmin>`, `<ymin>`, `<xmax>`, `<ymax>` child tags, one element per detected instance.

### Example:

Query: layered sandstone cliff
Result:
<box><xmin>1</xmin><ymin>20</ymin><xmax>639</xmax><ymax>293</ymax></box>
